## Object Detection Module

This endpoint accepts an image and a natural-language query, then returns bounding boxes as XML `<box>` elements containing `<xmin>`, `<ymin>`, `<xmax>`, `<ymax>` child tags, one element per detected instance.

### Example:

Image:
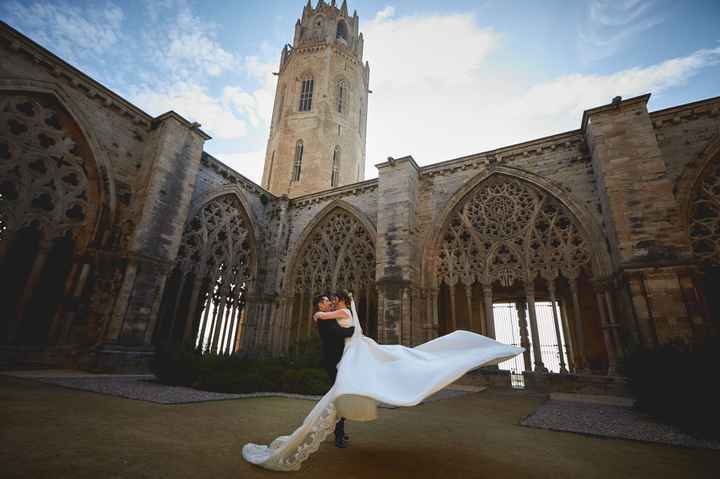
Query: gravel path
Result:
<box><xmin>16</xmin><ymin>374</ymin><xmax>471</xmax><ymax>406</ymax></box>
<box><xmin>521</xmin><ymin>399</ymin><xmax>720</xmax><ymax>450</ymax></box>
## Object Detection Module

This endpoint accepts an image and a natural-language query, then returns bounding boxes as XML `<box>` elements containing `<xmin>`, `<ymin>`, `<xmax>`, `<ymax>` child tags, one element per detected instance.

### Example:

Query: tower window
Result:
<box><xmin>299</xmin><ymin>76</ymin><xmax>313</xmax><ymax>111</ymax></box>
<box><xmin>331</xmin><ymin>146</ymin><xmax>341</xmax><ymax>187</ymax></box>
<box><xmin>336</xmin><ymin>21</ymin><xmax>348</xmax><ymax>41</ymax></box>
<box><xmin>292</xmin><ymin>141</ymin><xmax>303</xmax><ymax>181</ymax></box>
<box><xmin>336</xmin><ymin>79</ymin><xmax>346</xmax><ymax>114</ymax></box>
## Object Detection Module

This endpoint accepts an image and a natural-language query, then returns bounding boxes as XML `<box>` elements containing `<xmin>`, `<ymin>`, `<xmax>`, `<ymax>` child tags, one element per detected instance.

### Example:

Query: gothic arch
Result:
<box><xmin>154</xmin><ymin>192</ymin><xmax>258</xmax><ymax>352</ymax></box>
<box><xmin>281</xmin><ymin>199</ymin><xmax>378</xmax><ymax>347</ymax></box>
<box><xmin>682</xmin><ymin>136</ymin><xmax>720</xmax><ymax>265</ymax></box>
<box><xmin>0</xmin><ymin>79</ymin><xmax>117</xmax><ymax>236</ymax></box>
<box><xmin>0</xmin><ymin>85</ymin><xmax>110</xmax><ymax>345</ymax></box>
<box><xmin>676</xmin><ymin>134</ymin><xmax>720</xmax><ymax>248</ymax></box>
<box><xmin>423</xmin><ymin>166</ymin><xmax>612</xmax><ymax>288</ymax></box>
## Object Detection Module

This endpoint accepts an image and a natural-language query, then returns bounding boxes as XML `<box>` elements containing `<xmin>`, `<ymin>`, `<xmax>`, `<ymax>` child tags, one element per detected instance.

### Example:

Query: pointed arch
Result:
<box><xmin>155</xmin><ymin>190</ymin><xmax>259</xmax><ymax>352</ymax></box>
<box><xmin>424</xmin><ymin>166</ymin><xmax>612</xmax><ymax>288</ymax></box>
<box><xmin>680</xmin><ymin>135</ymin><xmax>720</xmax><ymax>265</ymax></box>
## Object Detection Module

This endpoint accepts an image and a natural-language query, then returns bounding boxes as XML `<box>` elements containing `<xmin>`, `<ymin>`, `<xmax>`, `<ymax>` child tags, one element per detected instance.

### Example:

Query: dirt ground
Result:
<box><xmin>1</xmin><ymin>375</ymin><xmax>717</xmax><ymax>478</ymax></box>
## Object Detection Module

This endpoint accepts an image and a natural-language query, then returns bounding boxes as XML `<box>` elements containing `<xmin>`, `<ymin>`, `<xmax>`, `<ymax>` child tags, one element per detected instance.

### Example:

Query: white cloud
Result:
<box><xmin>132</xmin><ymin>82</ymin><xmax>248</xmax><ymax>140</ymax></box>
<box><xmin>359</xmin><ymin>8</ymin><xmax>720</xmax><ymax>178</ymax></box>
<box><xmin>214</xmin><ymin>150</ymin><xmax>266</xmax><ymax>183</ymax></box>
<box><xmin>579</xmin><ymin>0</ymin><xmax>663</xmax><ymax>63</ymax></box>
<box><xmin>2</xmin><ymin>1</ymin><xmax>124</xmax><ymax>61</ymax></box>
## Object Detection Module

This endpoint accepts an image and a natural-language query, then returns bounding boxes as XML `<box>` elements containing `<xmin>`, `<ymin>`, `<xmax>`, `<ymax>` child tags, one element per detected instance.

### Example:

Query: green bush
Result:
<box><xmin>151</xmin><ymin>343</ymin><xmax>332</xmax><ymax>396</ymax></box>
<box><xmin>625</xmin><ymin>335</ymin><xmax>720</xmax><ymax>440</ymax></box>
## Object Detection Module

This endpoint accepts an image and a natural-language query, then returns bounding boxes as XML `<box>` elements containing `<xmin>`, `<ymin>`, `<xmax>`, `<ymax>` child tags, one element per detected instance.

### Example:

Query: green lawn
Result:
<box><xmin>1</xmin><ymin>376</ymin><xmax>717</xmax><ymax>478</ymax></box>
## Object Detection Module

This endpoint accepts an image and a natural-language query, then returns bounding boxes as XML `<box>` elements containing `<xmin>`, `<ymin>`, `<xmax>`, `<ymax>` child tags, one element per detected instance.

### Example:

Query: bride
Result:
<box><xmin>242</xmin><ymin>293</ymin><xmax>524</xmax><ymax>472</ymax></box>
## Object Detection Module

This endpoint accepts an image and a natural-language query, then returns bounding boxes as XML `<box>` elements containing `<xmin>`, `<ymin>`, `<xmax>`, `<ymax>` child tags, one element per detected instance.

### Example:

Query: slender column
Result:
<box><xmin>11</xmin><ymin>239</ymin><xmax>51</xmax><ymax>342</ymax></box>
<box><xmin>364</xmin><ymin>290</ymin><xmax>371</xmax><ymax>333</ymax></box>
<box><xmin>296</xmin><ymin>291</ymin><xmax>305</xmax><ymax>346</ymax></box>
<box><xmin>525</xmin><ymin>283</ymin><xmax>547</xmax><ymax>373</ymax></box>
<box><xmin>224</xmin><ymin>297</ymin><xmax>239</xmax><ymax>354</ymax></box>
<box><xmin>430</xmin><ymin>288</ymin><xmax>439</xmax><ymax>339</ymax></box>
<box><xmin>48</xmin><ymin>261</ymin><xmax>81</xmax><ymax>343</ymax></box>
<box><xmin>558</xmin><ymin>299</ymin><xmax>576</xmax><ymax>373</ymax></box>
<box><xmin>515</xmin><ymin>300</ymin><xmax>532</xmax><ymax>372</ymax></box>
<box><xmin>547</xmin><ymin>281</ymin><xmax>568</xmax><ymax>373</ymax></box>
<box><xmin>604</xmin><ymin>290</ymin><xmax>623</xmax><ymax>360</ymax></box>
<box><xmin>196</xmin><ymin>292</ymin><xmax>212</xmax><ymax>350</ymax></box>
<box><xmin>448</xmin><ymin>283</ymin><xmax>457</xmax><ymax>332</ymax></box>
<box><xmin>568</xmin><ymin>277</ymin><xmax>588</xmax><ymax>372</ymax></box>
<box><xmin>595</xmin><ymin>291</ymin><xmax>617</xmax><ymax>375</ymax></box>
<box><xmin>464</xmin><ymin>284</ymin><xmax>474</xmax><ymax>332</ymax></box>
<box><xmin>482</xmin><ymin>283</ymin><xmax>495</xmax><ymax>339</ymax></box>
<box><xmin>234</xmin><ymin>305</ymin><xmax>247</xmax><ymax>353</ymax></box>
<box><xmin>211</xmin><ymin>287</ymin><xmax>228</xmax><ymax>352</ymax></box>
<box><xmin>60</xmin><ymin>262</ymin><xmax>91</xmax><ymax>345</ymax></box>
<box><xmin>182</xmin><ymin>277</ymin><xmax>204</xmax><ymax>343</ymax></box>
<box><xmin>306</xmin><ymin>293</ymin><xmax>314</xmax><ymax>339</ymax></box>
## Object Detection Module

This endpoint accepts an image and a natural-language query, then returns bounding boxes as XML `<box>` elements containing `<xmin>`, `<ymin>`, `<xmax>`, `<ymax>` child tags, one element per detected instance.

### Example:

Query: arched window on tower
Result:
<box><xmin>299</xmin><ymin>75</ymin><xmax>314</xmax><ymax>112</ymax></box>
<box><xmin>292</xmin><ymin>141</ymin><xmax>303</xmax><ymax>182</ymax></box>
<box><xmin>331</xmin><ymin>146</ymin><xmax>341</xmax><ymax>187</ymax></box>
<box><xmin>336</xmin><ymin>79</ymin><xmax>347</xmax><ymax>114</ymax></box>
<box><xmin>336</xmin><ymin>21</ymin><xmax>348</xmax><ymax>42</ymax></box>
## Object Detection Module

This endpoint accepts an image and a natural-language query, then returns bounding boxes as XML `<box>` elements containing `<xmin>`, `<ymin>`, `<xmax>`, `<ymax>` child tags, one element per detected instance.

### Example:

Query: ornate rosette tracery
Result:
<box><xmin>175</xmin><ymin>194</ymin><xmax>254</xmax><ymax>288</ymax></box>
<box><xmin>437</xmin><ymin>176</ymin><xmax>593</xmax><ymax>288</ymax></box>
<box><xmin>0</xmin><ymin>94</ymin><xmax>93</xmax><ymax>244</ymax></box>
<box><xmin>291</xmin><ymin>208</ymin><xmax>375</xmax><ymax>294</ymax></box>
<box><xmin>689</xmin><ymin>154</ymin><xmax>720</xmax><ymax>265</ymax></box>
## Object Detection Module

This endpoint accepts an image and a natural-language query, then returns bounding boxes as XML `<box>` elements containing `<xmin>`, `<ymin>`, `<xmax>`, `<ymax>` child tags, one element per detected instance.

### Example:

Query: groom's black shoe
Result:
<box><xmin>343</xmin><ymin>434</ymin><xmax>350</xmax><ymax>442</ymax></box>
<box><xmin>334</xmin><ymin>437</ymin><xmax>348</xmax><ymax>448</ymax></box>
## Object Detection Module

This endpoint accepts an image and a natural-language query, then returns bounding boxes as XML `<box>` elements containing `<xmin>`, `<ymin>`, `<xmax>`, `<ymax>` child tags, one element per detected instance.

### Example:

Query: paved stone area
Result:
<box><xmin>522</xmin><ymin>399</ymin><xmax>720</xmax><ymax>450</ymax></box>
<box><xmin>0</xmin><ymin>369</ymin><xmax>476</xmax><ymax>405</ymax></box>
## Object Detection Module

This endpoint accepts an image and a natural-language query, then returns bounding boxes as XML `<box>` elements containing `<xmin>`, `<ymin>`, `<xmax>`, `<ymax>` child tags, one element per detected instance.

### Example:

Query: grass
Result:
<box><xmin>1</xmin><ymin>375</ymin><xmax>718</xmax><ymax>478</ymax></box>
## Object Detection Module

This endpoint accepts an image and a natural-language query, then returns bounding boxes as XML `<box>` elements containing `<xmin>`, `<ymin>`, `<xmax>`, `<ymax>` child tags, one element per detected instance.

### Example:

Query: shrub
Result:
<box><xmin>152</xmin><ymin>343</ymin><xmax>332</xmax><ymax>396</ymax></box>
<box><xmin>625</xmin><ymin>335</ymin><xmax>720</xmax><ymax>440</ymax></box>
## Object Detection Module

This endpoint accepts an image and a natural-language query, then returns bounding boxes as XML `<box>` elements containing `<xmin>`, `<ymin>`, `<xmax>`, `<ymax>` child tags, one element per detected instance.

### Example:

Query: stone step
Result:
<box><xmin>549</xmin><ymin>392</ymin><xmax>635</xmax><ymax>407</ymax></box>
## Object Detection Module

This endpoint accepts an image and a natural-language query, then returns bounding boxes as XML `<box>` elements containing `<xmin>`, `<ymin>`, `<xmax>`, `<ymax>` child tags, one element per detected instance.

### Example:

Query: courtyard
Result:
<box><xmin>1</xmin><ymin>374</ymin><xmax>717</xmax><ymax>479</ymax></box>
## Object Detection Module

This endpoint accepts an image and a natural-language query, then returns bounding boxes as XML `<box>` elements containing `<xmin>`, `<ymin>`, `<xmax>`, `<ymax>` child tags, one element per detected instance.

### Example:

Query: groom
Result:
<box><xmin>314</xmin><ymin>293</ymin><xmax>354</xmax><ymax>448</ymax></box>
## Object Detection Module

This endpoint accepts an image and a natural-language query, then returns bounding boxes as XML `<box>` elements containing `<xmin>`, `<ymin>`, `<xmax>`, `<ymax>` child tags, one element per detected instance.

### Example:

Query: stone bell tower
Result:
<box><xmin>261</xmin><ymin>0</ymin><xmax>370</xmax><ymax>197</ymax></box>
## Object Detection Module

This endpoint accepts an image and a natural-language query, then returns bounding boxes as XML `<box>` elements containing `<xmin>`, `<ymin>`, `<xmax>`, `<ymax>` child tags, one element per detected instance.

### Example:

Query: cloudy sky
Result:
<box><xmin>2</xmin><ymin>0</ymin><xmax>719</xmax><ymax>182</ymax></box>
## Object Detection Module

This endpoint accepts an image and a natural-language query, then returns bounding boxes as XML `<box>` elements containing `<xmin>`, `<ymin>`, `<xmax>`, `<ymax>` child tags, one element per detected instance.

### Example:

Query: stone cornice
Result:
<box><xmin>419</xmin><ymin>130</ymin><xmax>587</xmax><ymax>179</ymax></box>
<box><xmin>289</xmin><ymin>178</ymin><xmax>378</xmax><ymax>208</ymax></box>
<box><xmin>376</xmin><ymin>155</ymin><xmax>420</xmax><ymax>171</ymax></box>
<box><xmin>580</xmin><ymin>93</ymin><xmax>652</xmax><ymax>130</ymax></box>
<box><xmin>649</xmin><ymin>95</ymin><xmax>720</xmax><ymax>129</ymax></box>
<box><xmin>282</xmin><ymin>41</ymin><xmax>362</xmax><ymax>74</ymax></box>
<box><xmin>201</xmin><ymin>152</ymin><xmax>276</xmax><ymax>199</ymax></box>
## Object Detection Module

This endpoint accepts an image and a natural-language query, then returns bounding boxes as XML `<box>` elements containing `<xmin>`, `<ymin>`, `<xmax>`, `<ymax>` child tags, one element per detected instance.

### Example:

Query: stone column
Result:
<box><xmin>182</xmin><ymin>277</ymin><xmax>204</xmax><ymax>343</ymax></box>
<box><xmin>515</xmin><ymin>300</ymin><xmax>532</xmax><ymax>372</ymax></box>
<box><xmin>557</xmin><ymin>299</ymin><xmax>576</xmax><ymax>373</ymax></box>
<box><xmin>568</xmin><ymin>276</ymin><xmax>589</xmax><ymax>373</ymax></box>
<box><xmin>375</xmin><ymin>156</ymin><xmax>420</xmax><ymax>345</ymax></box>
<box><xmin>464</xmin><ymin>283</ymin><xmax>474</xmax><ymax>332</ymax></box>
<box><xmin>547</xmin><ymin>280</ymin><xmax>568</xmax><ymax>373</ymax></box>
<box><xmin>101</xmin><ymin>114</ymin><xmax>208</xmax><ymax>354</ymax></box>
<box><xmin>430</xmin><ymin>288</ymin><xmax>439</xmax><ymax>340</ymax></box>
<box><xmin>525</xmin><ymin>283</ymin><xmax>547</xmax><ymax>373</ymax></box>
<box><xmin>595</xmin><ymin>288</ymin><xmax>618</xmax><ymax>376</ymax></box>
<box><xmin>482</xmin><ymin>283</ymin><xmax>495</xmax><ymax>339</ymax></box>
<box><xmin>11</xmin><ymin>238</ymin><xmax>51</xmax><ymax>342</ymax></box>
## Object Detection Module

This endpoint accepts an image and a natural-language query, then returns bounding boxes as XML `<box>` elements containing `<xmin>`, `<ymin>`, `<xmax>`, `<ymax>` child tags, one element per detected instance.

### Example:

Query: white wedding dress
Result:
<box><xmin>242</xmin><ymin>299</ymin><xmax>524</xmax><ymax>471</ymax></box>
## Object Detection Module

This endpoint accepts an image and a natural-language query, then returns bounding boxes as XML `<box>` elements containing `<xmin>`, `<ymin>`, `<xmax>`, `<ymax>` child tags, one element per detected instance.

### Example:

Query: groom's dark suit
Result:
<box><xmin>317</xmin><ymin>316</ymin><xmax>354</xmax><ymax>445</ymax></box>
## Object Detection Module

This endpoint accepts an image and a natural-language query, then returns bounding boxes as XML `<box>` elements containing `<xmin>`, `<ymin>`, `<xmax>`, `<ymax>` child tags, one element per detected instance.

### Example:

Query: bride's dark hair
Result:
<box><xmin>334</xmin><ymin>291</ymin><xmax>351</xmax><ymax>306</ymax></box>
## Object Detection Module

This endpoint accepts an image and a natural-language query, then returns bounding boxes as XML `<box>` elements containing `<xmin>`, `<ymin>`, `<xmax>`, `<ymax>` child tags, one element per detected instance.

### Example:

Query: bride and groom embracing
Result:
<box><xmin>243</xmin><ymin>290</ymin><xmax>525</xmax><ymax>472</ymax></box>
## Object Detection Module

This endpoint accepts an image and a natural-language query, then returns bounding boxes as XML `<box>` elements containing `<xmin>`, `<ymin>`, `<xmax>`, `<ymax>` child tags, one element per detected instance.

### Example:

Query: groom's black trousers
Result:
<box><xmin>325</xmin><ymin>366</ymin><xmax>345</xmax><ymax>439</ymax></box>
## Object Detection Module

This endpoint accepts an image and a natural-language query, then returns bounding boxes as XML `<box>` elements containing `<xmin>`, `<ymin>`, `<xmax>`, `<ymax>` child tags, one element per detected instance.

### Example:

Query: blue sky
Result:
<box><xmin>2</xmin><ymin>0</ymin><xmax>719</xmax><ymax>183</ymax></box>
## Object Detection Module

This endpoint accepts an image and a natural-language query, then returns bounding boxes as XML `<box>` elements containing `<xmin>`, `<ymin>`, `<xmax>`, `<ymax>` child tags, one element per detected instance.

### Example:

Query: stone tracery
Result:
<box><xmin>689</xmin><ymin>154</ymin><xmax>720</xmax><ymax>265</ymax></box>
<box><xmin>155</xmin><ymin>194</ymin><xmax>254</xmax><ymax>353</ymax></box>
<box><xmin>437</xmin><ymin>176</ymin><xmax>593</xmax><ymax>288</ymax></box>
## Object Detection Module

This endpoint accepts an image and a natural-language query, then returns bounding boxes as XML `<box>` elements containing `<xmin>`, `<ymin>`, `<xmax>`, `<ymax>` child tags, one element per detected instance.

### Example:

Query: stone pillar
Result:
<box><xmin>11</xmin><ymin>238</ymin><xmax>51</xmax><ymax>342</ymax></box>
<box><xmin>101</xmin><ymin>114</ymin><xmax>208</xmax><ymax>354</ymax></box>
<box><xmin>557</xmin><ymin>299</ymin><xmax>576</xmax><ymax>373</ymax></box>
<box><xmin>568</xmin><ymin>276</ymin><xmax>589</xmax><ymax>372</ymax></box>
<box><xmin>375</xmin><ymin>156</ymin><xmax>420</xmax><ymax>345</ymax></box>
<box><xmin>525</xmin><ymin>283</ymin><xmax>547</xmax><ymax>373</ymax></box>
<box><xmin>182</xmin><ymin>277</ymin><xmax>204</xmax><ymax>343</ymax></box>
<box><xmin>515</xmin><ymin>300</ymin><xmax>532</xmax><ymax>372</ymax></box>
<box><xmin>547</xmin><ymin>280</ymin><xmax>568</xmax><ymax>373</ymax></box>
<box><xmin>482</xmin><ymin>283</ymin><xmax>495</xmax><ymax>339</ymax></box>
<box><xmin>584</xmin><ymin>95</ymin><xmax>702</xmax><ymax>344</ymax></box>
